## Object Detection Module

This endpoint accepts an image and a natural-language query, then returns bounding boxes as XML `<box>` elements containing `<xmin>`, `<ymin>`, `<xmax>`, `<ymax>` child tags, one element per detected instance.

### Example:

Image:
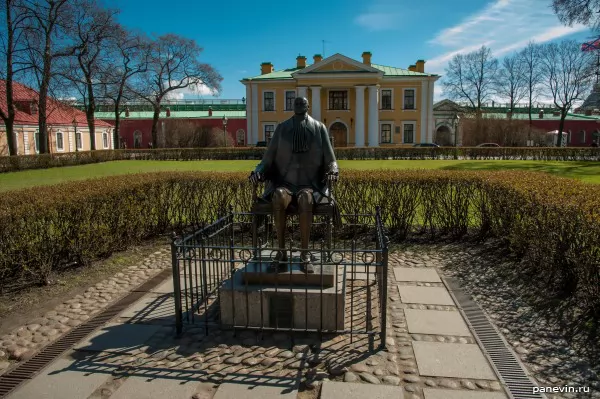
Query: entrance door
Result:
<box><xmin>329</xmin><ymin>122</ymin><xmax>347</xmax><ymax>147</ymax></box>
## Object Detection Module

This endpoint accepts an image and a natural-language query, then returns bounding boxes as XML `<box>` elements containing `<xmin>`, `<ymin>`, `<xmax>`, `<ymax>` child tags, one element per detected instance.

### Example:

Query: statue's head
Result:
<box><xmin>294</xmin><ymin>97</ymin><xmax>309</xmax><ymax>115</ymax></box>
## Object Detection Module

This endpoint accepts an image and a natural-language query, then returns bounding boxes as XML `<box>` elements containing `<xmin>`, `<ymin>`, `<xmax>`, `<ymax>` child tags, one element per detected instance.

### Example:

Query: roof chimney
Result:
<box><xmin>586</xmin><ymin>109</ymin><xmax>593</xmax><ymax>116</ymax></box>
<box><xmin>261</xmin><ymin>62</ymin><xmax>274</xmax><ymax>75</ymax></box>
<box><xmin>507</xmin><ymin>110</ymin><xmax>512</xmax><ymax>119</ymax></box>
<box><xmin>166</xmin><ymin>107</ymin><xmax>171</xmax><ymax>117</ymax></box>
<box><xmin>296</xmin><ymin>55</ymin><xmax>307</xmax><ymax>68</ymax></box>
<box><xmin>539</xmin><ymin>109</ymin><xmax>544</xmax><ymax>119</ymax></box>
<box><xmin>313</xmin><ymin>54</ymin><xmax>323</xmax><ymax>64</ymax></box>
<box><xmin>362</xmin><ymin>51</ymin><xmax>372</xmax><ymax>66</ymax></box>
<box><xmin>208</xmin><ymin>106</ymin><xmax>213</xmax><ymax>116</ymax></box>
<box><xmin>408</xmin><ymin>65</ymin><xmax>416</xmax><ymax>72</ymax></box>
<box><xmin>416</xmin><ymin>60</ymin><xmax>425</xmax><ymax>73</ymax></box>
<box><xmin>553</xmin><ymin>110</ymin><xmax>561</xmax><ymax>116</ymax></box>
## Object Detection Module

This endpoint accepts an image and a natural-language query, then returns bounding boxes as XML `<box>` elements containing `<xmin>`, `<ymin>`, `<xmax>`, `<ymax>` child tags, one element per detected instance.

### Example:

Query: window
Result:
<box><xmin>580</xmin><ymin>130</ymin><xmax>586</xmax><ymax>144</ymax></box>
<box><xmin>263</xmin><ymin>91</ymin><xmax>275</xmax><ymax>111</ymax></box>
<box><xmin>236</xmin><ymin>129</ymin><xmax>245</xmax><ymax>145</ymax></box>
<box><xmin>380</xmin><ymin>124</ymin><xmax>392</xmax><ymax>143</ymax></box>
<box><xmin>403</xmin><ymin>123</ymin><xmax>415</xmax><ymax>143</ymax></box>
<box><xmin>103</xmin><ymin>132</ymin><xmax>109</xmax><ymax>149</ymax></box>
<box><xmin>403</xmin><ymin>89</ymin><xmax>415</xmax><ymax>110</ymax></box>
<box><xmin>34</xmin><ymin>131</ymin><xmax>40</xmax><ymax>153</ymax></box>
<box><xmin>76</xmin><ymin>132</ymin><xmax>82</xmax><ymax>149</ymax></box>
<box><xmin>328</xmin><ymin>91</ymin><xmax>348</xmax><ymax>110</ymax></box>
<box><xmin>285</xmin><ymin>91</ymin><xmax>296</xmax><ymax>111</ymax></box>
<box><xmin>134</xmin><ymin>130</ymin><xmax>142</xmax><ymax>148</ymax></box>
<box><xmin>56</xmin><ymin>131</ymin><xmax>64</xmax><ymax>151</ymax></box>
<box><xmin>264</xmin><ymin>124</ymin><xmax>275</xmax><ymax>143</ymax></box>
<box><xmin>381</xmin><ymin>89</ymin><xmax>392</xmax><ymax>110</ymax></box>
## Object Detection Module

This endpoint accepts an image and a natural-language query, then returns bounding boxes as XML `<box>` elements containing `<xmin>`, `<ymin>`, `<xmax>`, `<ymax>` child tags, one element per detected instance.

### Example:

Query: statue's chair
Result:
<box><xmin>250</xmin><ymin>181</ymin><xmax>335</xmax><ymax>260</ymax></box>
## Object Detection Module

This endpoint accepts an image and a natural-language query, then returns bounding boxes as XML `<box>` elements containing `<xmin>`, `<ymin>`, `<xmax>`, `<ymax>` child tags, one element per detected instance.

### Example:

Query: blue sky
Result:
<box><xmin>113</xmin><ymin>0</ymin><xmax>591</xmax><ymax>101</ymax></box>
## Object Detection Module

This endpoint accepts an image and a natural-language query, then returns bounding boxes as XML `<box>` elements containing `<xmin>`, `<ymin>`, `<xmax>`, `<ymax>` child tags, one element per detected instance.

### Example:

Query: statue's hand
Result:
<box><xmin>324</xmin><ymin>171</ymin><xmax>339</xmax><ymax>184</ymax></box>
<box><xmin>249</xmin><ymin>171</ymin><xmax>263</xmax><ymax>185</ymax></box>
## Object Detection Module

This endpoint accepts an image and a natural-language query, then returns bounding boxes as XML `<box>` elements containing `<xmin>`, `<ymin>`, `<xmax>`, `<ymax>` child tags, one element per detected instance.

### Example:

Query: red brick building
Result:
<box><xmin>94</xmin><ymin>100</ymin><xmax>247</xmax><ymax>148</ymax></box>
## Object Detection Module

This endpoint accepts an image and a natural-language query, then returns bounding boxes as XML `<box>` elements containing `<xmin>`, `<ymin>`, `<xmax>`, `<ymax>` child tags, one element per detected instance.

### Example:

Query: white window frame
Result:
<box><xmin>56</xmin><ymin>130</ymin><xmax>64</xmax><ymax>152</ymax></box>
<box><xmin>402</xmin><ymin>88</ymin><xmax>417</xmax><ymax>110</ymax></box>
<box><xmin>34</xmin><ymin>130</ymin><xmax>40</xmax><ymax>154</ymax></box>
<box><xmin>380</xmin><ymin>88</ymin><xmax>394</xmax><ymax>111</ymax></box>
<box><xmin>284</xmin><ymin>90</ymin><xmax>296</xmax><ymax>111</ymax></box>
<box><xmin>76</xmin><ymin>131</ymin><xmax>83</xmax><ymax>150</ymax></box>
<box><xmin>401</xmin><ymin>121</ymin><xmax>416</xmax><ymax>144</ymax></box>
<box><xmin>262</xmin><ymin>90</ymin><xmax>276</xmax><ymax>112</ymax></box>
<box><xmin>262</xmin><ymin>123</ymin><xmax>276</xmax><ymax>142</ymax></box>
<box><xmin>379</xmin><ymin>121</ymin><xmax>394</xmax><ymax>144</ymax></box>
<box><xmin>327</xmin><ymin>89</ymin><xmax>350</xmax><ymax>111</ymax></box>
<box><xmin>103</xmin><ymin>131</ymin><xmax>109</xmax><ymax>149</ymax></box>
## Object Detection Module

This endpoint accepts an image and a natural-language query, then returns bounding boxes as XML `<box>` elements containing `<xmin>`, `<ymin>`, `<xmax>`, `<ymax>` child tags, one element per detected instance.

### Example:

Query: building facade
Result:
<box><xmin>241</xmin><ymin>52</ymin><xmax>439</xmax><ymax>147</ymax></box>
<box><xmin>94</xmin><ymin>100</ymin><xmax>247</xmax><ymax>149</ymax></box>
<box><xmin>0</xmin><ymin>81</ymin><xmax>114</xmax><ymax>156</ymax></box>
<box><xmin>433</xmin><ymin>99</ymin><xmax>600</xmax><ymax>147</ymax></box>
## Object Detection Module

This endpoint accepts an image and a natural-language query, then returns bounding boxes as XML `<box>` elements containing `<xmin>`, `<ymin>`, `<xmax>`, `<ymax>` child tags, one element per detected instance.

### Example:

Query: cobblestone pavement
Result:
<box><xmin>3</xmin><ymin>241</ymin><xmax>593</xmax><ymax>398</ymax></box>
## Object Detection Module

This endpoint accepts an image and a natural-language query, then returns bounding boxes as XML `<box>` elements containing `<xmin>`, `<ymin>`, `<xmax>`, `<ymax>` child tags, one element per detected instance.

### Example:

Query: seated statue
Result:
<box><xmin>249</xmin><ymin>97</ymin><xmax>339</xmax><ymax>273</ymax></box>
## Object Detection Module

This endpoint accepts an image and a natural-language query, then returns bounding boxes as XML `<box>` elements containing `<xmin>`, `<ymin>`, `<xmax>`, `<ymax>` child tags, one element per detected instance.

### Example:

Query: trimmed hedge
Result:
<box><xmin>1</xmin><ymin>170</ymin><xmax>599</xmax><ymax>331</ymax></box>
<box><xmin>3</xmin><ymin>146</ymin><xmax>600</xmax><ymax>172</ymax></box>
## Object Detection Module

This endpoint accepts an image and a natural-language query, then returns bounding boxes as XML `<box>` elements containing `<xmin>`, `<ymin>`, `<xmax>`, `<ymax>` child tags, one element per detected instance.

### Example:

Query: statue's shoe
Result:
<box><xmin>300</xmin><ymin>259</ymin><xmax>315</xmax><ymax>274</ymax></box>
<box><xmin>268</xmin><ymin>261</ymin><xmax>288</xmax><ymax>273</ymax></box>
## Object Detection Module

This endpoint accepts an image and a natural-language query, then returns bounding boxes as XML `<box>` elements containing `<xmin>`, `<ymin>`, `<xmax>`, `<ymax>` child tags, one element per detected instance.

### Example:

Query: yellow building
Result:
<box><xmin>241</xmin><ymin>52</ymin><xmax>439</xmax><ymax>147</ymax></box>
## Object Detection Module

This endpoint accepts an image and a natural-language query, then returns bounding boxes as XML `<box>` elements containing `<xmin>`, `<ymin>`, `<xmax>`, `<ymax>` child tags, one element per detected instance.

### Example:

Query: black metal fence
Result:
<box><xmin>171</xmin><ymin>208</ymin><xmax>389</xmax><ymax>349</ymax></box>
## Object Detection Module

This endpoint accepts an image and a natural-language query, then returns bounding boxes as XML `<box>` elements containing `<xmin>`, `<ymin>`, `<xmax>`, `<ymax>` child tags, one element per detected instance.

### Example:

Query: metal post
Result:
<box><xmin>171</xmin><ymin>233</ymin><xmax>183</xmax><ymax>336</ymax></box>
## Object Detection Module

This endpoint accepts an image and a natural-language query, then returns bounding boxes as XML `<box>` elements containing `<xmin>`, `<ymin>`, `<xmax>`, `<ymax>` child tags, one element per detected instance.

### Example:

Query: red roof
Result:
<box><xmin>0</xmin><ymin>80</ymin><xmax>112</xmax><ymax>128</ymax></box>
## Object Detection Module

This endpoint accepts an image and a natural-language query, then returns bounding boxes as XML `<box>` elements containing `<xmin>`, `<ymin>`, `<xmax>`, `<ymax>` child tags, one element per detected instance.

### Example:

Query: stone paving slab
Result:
<box><xmin>413</xmin><ymin>341</ymin><xmax>497</xmax><ymax>380</ymax></box>
<box><xmin>110</xmin><ymin>375</ymin><xmax>203</xmax><ymax>399</ymax></box>
<box><xmin>213</xmin><ymin>378</ymin><xmax>299</xmax><ymax>399</ymax></box>
<box><xmin>7</xmin><ymin>358</ymin><xmax>111</xmax><ymax>399</ymax></box>
<box><xmin>423</xmin><ymin>388</ymin><xmax>508</xmax><ymax>399</ymax></box>
<box><xmin>74</xmin><ymin>323</ymin><xmax>162</xmax><ymax>354</ymax></box>
<box><xmin>320</xmin><ymin>381</ymin><xmax>404</xmax><ymax>399</ymax></box>
<box><xmin>405</xmin><ymin>309</ymin><xmax>471</xmax><ymax>336</ymax></box>
<box><xmin>118</xmin><ymin>293</ymin><xmax>176</xmax><ymax>324</ymax></box>
<box><xmin>393</xmin><ymin>267</ymin><xmax>441</xmax><ymax>282</ymax></box>
<box><xmin>397</xmin><ymin>286</ymin><xmax>455</xmax><ymax>305</ymax></box>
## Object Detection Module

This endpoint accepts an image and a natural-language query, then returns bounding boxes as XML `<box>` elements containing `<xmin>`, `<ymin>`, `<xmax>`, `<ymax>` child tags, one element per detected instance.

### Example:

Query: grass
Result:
<box><xmin>1</xmin><ymin>159</ymin><xmax>600</xmax><ymax>192</ymax></box>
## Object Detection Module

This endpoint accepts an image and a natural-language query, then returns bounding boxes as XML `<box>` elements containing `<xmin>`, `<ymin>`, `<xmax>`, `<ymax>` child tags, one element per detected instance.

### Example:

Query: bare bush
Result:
<box><xmin>160</xmin><ymin>120</ymin><xmax>234</xmax><ymax>148</ymax></box>
<box><xmin>461</xmin><ymin>115</ymin><xmax>547</xmax><ymax>146</ymax></box>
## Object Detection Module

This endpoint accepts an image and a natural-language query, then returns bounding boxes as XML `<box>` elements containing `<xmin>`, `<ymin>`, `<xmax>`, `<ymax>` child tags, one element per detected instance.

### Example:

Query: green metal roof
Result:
<box><xmin>478</xmin><ymin>112</ymin><xmax>600</xmax><ymax>121</ymax></box>
<box><xmin>95</xmin><ymin>110</ymin><xmax>246</xmax><ymax>120</ymax></box>
<box><xmin>243</xmin><ymin>62</ymin><xmax>437</xmax><ymax>81</ymax></box>
<box><xmin>371</xmin><ymin>63</ymin><xmax>434</xmax><ymax>77</ymax></box>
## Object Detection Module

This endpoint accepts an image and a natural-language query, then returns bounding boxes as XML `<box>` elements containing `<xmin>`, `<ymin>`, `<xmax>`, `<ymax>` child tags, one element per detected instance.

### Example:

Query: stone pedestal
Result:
<box><xmin>219</xmin><ymin>252</ymin><xmax>346</xmax><ymax>331</ymax></box>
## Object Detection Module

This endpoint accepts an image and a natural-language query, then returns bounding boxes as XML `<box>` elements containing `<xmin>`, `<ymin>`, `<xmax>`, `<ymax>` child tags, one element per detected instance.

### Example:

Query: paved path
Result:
<box><xmin>3</xmin><ymin>250</ymin><xmax>512</xmax><ymax>399</ymax></box>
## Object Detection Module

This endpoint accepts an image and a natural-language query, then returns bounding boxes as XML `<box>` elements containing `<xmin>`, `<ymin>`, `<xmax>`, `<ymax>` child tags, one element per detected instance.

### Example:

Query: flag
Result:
<box><xmin>582</xmin><ymin>39</ymin><xmax>600</xmax><ymax>52</ymax></box>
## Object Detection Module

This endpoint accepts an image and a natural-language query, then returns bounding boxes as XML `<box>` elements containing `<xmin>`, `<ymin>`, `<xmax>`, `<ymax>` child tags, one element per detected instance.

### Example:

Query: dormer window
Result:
<box><xmin>30</xmin><ymin>102</ymin><xmax>38</xmax><ymax>115</ymax></box>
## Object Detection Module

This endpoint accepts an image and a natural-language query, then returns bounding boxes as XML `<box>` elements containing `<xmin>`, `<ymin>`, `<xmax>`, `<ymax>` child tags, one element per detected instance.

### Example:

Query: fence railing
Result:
<box><xmin>171</xmin><ymin>209</ymin><xmax>389</xmax><ymax>350</ymax></box>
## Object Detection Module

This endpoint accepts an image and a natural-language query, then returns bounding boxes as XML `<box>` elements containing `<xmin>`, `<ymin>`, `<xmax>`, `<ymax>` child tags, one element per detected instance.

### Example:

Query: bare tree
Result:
<box><xmin>552</xmin><ymin>0</ymin><xmax>600</xmax><ymax>30</ymax></box>
<box><xmin>18</xmin><ymin>0</ymin><xmax>78</xmax><ymax>154</ymax></box>
<box><xmin>98</xmin><ymin>26</ymin><xmax>148</xmax><ymax>148</ymax></box>
<box><xmin>539</xmin><ymin>39</ymin><xmax>595</xmax><ymax>146</ymax></box>
<box><xmin>442</xmin><ymin>45</ymin><xmax>499</xmax><ymax>111</ymax></box>
<box><xmin>494</xmin><ymin>52</ymin><xmax>527</xmax><ymax>115</ymax></box>
<box><xmin>132</xmin><ymin>34</ymin><xmax>222</xmax><ymax>147</ymax></box>
<box><xmin>518</xmin><ymin>42</ymin><xmax>544</xmax><ymax>134</ymax></box>
<box><xmin>66</xmin><ymin>0</ymin><xmax>117</xmax><ymax>150</ymax></box>
<box><xmin>0</xmin><ymin>0</ymin><xmax>29</xmax><ymax>156</ymax></box>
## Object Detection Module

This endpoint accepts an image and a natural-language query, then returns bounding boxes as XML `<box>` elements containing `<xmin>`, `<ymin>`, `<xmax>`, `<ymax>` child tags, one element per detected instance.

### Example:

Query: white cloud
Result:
<box><xmin>354</xmin><ymin>13</ymin><xmax>399</xmax><ymax>31</ymax></box>
<box><xmin>428</xmin><ymin>0</ymin><xmax>588</xmax><ymax>75</ymax></box>
<box><xmin>164</xmin><ymin>80</ymin><xmax>217</xmax><ymax>100</ymax></box>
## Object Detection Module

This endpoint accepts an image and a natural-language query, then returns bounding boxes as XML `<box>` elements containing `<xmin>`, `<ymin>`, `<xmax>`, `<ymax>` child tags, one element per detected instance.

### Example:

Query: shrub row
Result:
<box><xmin>2</xmin><ymin>170</ymin><xmax>599</xmax><ymax>334</ymax></box>
<box><xmin>3</xmin><ymin>146</ymin><xmax>600</xmax><ymax>172</ymax></box>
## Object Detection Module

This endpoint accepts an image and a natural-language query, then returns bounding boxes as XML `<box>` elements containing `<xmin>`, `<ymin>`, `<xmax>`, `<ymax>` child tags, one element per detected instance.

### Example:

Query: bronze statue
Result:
<box><xmin>249</xmin><ymin>97</ymin><xmax>339</xmax><ymax>273</ymax></box>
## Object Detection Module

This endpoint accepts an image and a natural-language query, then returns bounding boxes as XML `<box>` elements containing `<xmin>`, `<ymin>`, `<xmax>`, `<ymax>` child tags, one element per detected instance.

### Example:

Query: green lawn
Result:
<box><xmin>1</xmin><ymin>159</ymin><xmax>599</xmax><ymax>192</ymax></box>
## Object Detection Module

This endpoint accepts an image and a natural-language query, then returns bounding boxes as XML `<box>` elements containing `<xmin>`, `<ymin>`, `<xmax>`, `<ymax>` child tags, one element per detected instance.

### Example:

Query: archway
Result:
<box><xmin>435</xmin><ymin>125</ymin><xmax>453</xmax><ymax>146</ymax></box>
<box><xmin>329</xmin><ymin>121</ymin><xmax>347</xmax><ymax>147</ymax></box>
